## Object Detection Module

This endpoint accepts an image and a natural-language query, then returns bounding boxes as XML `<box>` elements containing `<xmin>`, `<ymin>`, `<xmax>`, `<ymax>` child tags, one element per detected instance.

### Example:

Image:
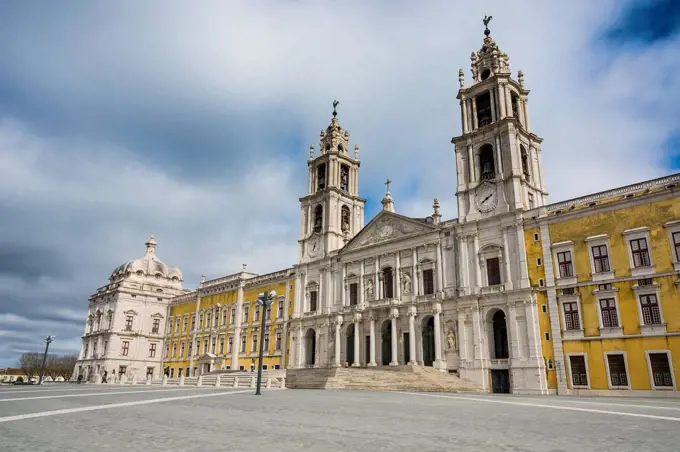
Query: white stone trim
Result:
<box><xmin>663</xmin><ymin>220</ymin><xmax>680</xmax><ymax>272</ymax></box>
<box><xmin>633</xmin><ymin>282</ymin><xmax>667</xmax><ymax>335</ymax></box>
<box><xmin>551</xmin><ymin>241</ymin><xmax>576</xmax><ymax>286</ymax></box>
<box><xmin>645</xmin><ymin>350</ymin><xmax>677</xmax><ymax>391</ymax></box>
<box><xmin>603</xmin><ymin>351</ymin><xmax>631</xmax><ymax>390</ymax></box>
<box><xmin>566</xmin><ymin>352</ymin><xmax>590</xmax><ymax>390</ymax></box>
<box><xmin>557</xmin><ymin>293</ymin><xmax>584</xmax><ymax>339</ymax></box>
<box><xmin>622</xmin><ymin>227</ymin><xmax>655</xmax><ymax>277</ymax></box>
<box><xmin>593</xmin><ymin>287</ymin><xmax>623</xmax><ymax>338</ymax></box>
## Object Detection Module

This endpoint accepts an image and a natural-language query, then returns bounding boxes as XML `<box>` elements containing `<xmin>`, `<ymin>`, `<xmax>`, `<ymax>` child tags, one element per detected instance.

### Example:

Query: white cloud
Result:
<box><xmin>0</xmin><ymin>0</ymin><xmax>679</xmax><ymax>364</ymax></box>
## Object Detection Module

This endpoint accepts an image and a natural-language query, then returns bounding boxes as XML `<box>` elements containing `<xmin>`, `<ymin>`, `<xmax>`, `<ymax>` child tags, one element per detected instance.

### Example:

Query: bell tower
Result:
<box><xmin>452</xmin><ymin>17</ymin><xmax>548</xmax><ymax>223</ymax></box>
<box><xmin>298</xmin><ymin>101</ymin><xmax>365</xmax><ymax>263</ymax></box>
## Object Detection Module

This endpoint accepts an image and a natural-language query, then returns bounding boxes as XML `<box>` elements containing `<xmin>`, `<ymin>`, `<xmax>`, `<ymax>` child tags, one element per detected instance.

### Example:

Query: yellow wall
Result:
<box><xmin>163</xmin><ymin>275</ymin><xmax>295</xmax><ymax>376</ymax></box>
<box><xmin>539</xmin><ymin>196</ymin><xmax>680</xmax><ymax>392</ymax></box>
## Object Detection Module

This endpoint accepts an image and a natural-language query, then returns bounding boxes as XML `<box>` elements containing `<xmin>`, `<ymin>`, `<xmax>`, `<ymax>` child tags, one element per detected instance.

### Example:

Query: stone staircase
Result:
<box><xmin>286</xmin><ymin>366</ymin><xmax>485</xmax><ymax>393</ymax></box>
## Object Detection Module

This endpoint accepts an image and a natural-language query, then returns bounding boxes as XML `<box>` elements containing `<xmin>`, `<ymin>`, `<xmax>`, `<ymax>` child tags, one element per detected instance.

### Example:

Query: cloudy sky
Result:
<box><xmin>0</xmin><ymin>0</ymin><xmax>679</xmax><ymax>365</ymax></box>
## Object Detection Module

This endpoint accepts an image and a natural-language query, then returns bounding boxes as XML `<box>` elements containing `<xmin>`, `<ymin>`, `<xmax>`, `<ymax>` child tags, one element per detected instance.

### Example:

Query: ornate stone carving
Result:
<box><xmin>447</xmin><ymin>328</ymin><xmax>457</xmax><ymax>351</ymax></box>
<box><xmin>432</xmin><ymin>303</ymin><xmax>442</xmax><ymax>315</ymax></box>
<box><xmin>365</xmin><ymin>278</ymin><xmax>374</xmax><ymax>298</ymax></box>
<box><xmin>401</xmin><ymin>271</ymin><xmax>412</xmax><ymax>295</ymax></box>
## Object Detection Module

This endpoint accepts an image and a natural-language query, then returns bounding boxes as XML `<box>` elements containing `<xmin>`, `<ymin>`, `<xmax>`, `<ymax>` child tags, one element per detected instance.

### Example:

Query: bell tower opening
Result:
<box><xmin>452</xmin><ymin>16</ymin><xmax>548</xmax><ymax>222</ymax></box>
<box><xmin>298</xmin><ymin>101</ymin><xmax>366</xmax><ymax>261</ymax></box>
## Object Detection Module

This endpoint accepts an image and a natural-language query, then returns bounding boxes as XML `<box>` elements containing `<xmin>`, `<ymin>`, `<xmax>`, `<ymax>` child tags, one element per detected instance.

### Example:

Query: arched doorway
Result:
<box><xmin>422</xmin><ymin>316</ymin><xmax>435</xmax><ymax>366</ymax></box>
<box><xmin>304</xmin><ymin>328</ymin><xmax>316</xmax><ymax>366</ymax></box>
<box><xmin>381</xmin><ymin>320</ymin><xmax>391</xmax><ymax>365</ymax></box>
<box><xmin>491</xmin><ymin>310</ymin><xmax>509</xmax><ymax>359</ymax></box>
<box><xmin>346</xmin><ymin>324</ymin><xmax>355</xmax><ymax>366</ymax></box>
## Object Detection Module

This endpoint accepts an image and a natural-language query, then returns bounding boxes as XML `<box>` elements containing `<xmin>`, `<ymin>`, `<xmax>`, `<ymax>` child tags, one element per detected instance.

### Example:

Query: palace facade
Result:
<box><xmin>75</xmin><ymin>25</ymin><xmax>680</xmax><ymax>395</ymax></box>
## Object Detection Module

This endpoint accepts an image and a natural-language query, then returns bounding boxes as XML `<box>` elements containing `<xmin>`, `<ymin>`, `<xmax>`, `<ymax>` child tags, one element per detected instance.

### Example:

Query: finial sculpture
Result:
<box><xmin>518</xmin><ymin>70</ymin><xmax>525</xmax><ymax>88</ymax></box>
<box><xmin>458</xmin><ymin>69</ymin><xmax>465</xmax><ymax>88</ymax></box>
<box><xmin>332</xmin><ymin>100</ymin><xmax>339</xmax><ymax>117</ymax></box>
<box><xmin>309</xmin><ymin>144</ymin><xmax>315</xmax><ymax>159</ymax></box>
<box><xmin>483</xmin><ymin>15</ymin><xmax>493</xmax><ymax>36</ymax></box>
<box><xmin>354</xmin><ymin>144</ymin><xmax>360</xmax><ymax>159</ymax></box>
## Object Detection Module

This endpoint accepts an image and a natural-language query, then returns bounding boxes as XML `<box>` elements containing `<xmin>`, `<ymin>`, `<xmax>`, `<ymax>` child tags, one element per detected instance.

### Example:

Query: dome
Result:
<box><xmin>109</xmin><ymin>235</ymin><xmax>183</xmax><ymax>282</ymax></box>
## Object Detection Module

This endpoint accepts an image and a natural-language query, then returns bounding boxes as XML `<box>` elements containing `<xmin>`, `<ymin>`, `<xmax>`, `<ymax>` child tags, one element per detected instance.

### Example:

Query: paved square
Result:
<box><xmin>1</xmin><ymin>385</ymin><xmax>679</xmax><ymax>451</ymax></box>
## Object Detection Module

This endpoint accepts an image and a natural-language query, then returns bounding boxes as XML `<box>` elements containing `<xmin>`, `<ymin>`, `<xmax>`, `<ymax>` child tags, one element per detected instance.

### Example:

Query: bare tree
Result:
<box><xmin>45</xmin><ymin>354</ymin><xmax>60</xmax><ymax>381</ymax></box>
<box><xmin>18</xmin><ymin>353</ymin><xmax>43</xmax><ymax>382</ymax></box>
<box><xmin>56</xmin><ymin>355</ymin><xmax>78</xmax><ymax>381</ymax></box>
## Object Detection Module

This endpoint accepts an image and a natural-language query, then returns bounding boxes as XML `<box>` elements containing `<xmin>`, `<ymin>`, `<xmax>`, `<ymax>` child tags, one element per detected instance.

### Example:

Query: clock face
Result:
<box><xmin>308</xmin><ymin>236</ymin><xmax>321</xmax><ymax>257</ymax></box>
<box><xmin>475</xmin><ymin>181</ymin><xmax>498</xmax><ymax>213</ymax></box>
<box><xmin>378</xmin><ymin>224</ymin><xmax>393</xmax><ymax>238</ymax></box>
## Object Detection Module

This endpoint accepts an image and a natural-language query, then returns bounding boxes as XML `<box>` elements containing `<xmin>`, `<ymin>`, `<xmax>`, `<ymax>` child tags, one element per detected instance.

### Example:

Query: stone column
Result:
<box><xmin>359</xmin><ymin>260</ymin><xmax>365</xmax><ymax>306</ymax></box>
<box><xmin>494</xmin><ymin>134</ymin><xmax>504</xmax><ymax>180</ymax></box>
<box><xmin>408</xmin><ymin>308</ymin><xmax>417</xmax><ymax>365</ymax></box>
<box><xmin>471</xmin><ymin>307</ymin><xmax>482</xmax><ymax>361</ymax></box>
<box><xmin>508</xmin><ymin>302</ymin><xmax>520</xmax><ymax>360</ymax></box>
<box><xmin>341</xmin><ymin>263</ymin><xmax>346</xmax><ymax>307</ymax></box>
<box><xmin>436</xmin><ymin>242</ymin><xmax>444</xmax><ymax>292</ymax></box>
<box><xmin>231</xmin><ymin>284</ymin><xmax>244</xmax><ymax>370</ymax></box>
<box><xmin>525</xmin><ymin>300</ymin><xmax>541</xmax><ymax>360</ymax></box>
<box><xmin>376</xmin><ymin>257</ymin><xmax>382</xmax><ymax>300</ymax></box>
<box><xmin>457</xmin><ymin>311</ymin><xmax>466</xmax><ymax>361</ymax></box>
<box><xmin>433</xmin><ymin>303</ymin><xmax>443</xmax><ymax>368</ymax></box>
<box><xmin>523</xmin><ymin>98</ymin><xmax>531</xmax><ymax>131</ymax></box>
<box><xmin>501</xmin><ymin>227</ymin><xmax>512</xmax><ymax>289</ymax></box>
<box><xmin>467</xmin><ymin>144</ymin><xmax>475</xmax><ymax>183</ymax></box>
<box><xmin>516</xmin><ymin>223</ymin><xmax>530</xmax><ymax>288</ymax></box>
<box><xmin>498</xmin><ymin>84</ymin><xmax>507</xmax><ymax>118</ymax></box>
<box><xmin>459</xmin><ymin>236</ymin><xmax>468</xmax><ymax>292</ymax></box>
<box><xmin>368</xmin><ymin>314</ymin><xmax>377</xmax><ymax>366</ymax></box>
<box><xmin>390</xmin><ymin>310</ymin><xmax>399</xmax><ymax>366</ymax></box>
<box><xmin>489</xmin><ymin>88</ymin><xmax>497</xmax><ymax>122</ymax></box>
<box><xmin>460</xmin><ymin>100</ymin><xmax>468</xmax><ymax>133</ymax></box>
<box><xmin>395</xmin><ymin>252</ymin><xmax>401</xmax><ymax>299</ymax></box>
<box><xmin>334</xmin><ymin>319</ymin><xmax>341</xmax><ymax>367</ymax></box>
<box><xmin>473</xmin><ymin>233</ymin><xmax>481</xmax><ymax>291</ymax></box>
<box><xmin>353</xmin><ymin>316</ymin><xmax>361</xmax><ymax>367</ymax></box>
<box><xmin>318</xmin><ymin>268</ymin><xmax>324</xmax><ymax>313</ymax></box>
<box><xmin>411</xmin><ymin>248</ymin><xmax>419</xmax><ymax>296</ymax></box>
<box><xmin>471</xmin><ymin>98</ymin><xmax>478</xmax><ymax>130</ymax></box>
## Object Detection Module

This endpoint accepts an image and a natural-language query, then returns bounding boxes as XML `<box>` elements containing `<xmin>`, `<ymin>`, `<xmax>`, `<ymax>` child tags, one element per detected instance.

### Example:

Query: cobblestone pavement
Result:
<box><xmin>1</xmin><ymin>385</ymin><xmax>679</xmax><ymax>452</ymax></box>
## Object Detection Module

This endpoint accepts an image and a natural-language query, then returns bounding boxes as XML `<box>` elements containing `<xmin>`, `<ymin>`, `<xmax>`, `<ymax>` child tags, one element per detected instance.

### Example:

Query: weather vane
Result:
<box><xmin>332</xmin><ymin>100</ymin><xmax>339</xmax><ymax>117</ymax></box>
<box><xmin>483</xmin><ymin>15</ymin><xmax>493</xmax><ymax>36</ymax></box>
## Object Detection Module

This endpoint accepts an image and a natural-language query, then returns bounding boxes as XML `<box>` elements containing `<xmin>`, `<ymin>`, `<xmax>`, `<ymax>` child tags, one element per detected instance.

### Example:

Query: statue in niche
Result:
<box><xmin>401</xmin><ymin>271</ymin><xmax>412</xmax><ymax>295</ymax></box>
<box><xmin>365</xmin><ymin>278</ymin><xmax>374</xmax><ymax>298</ymax></box>
<box><xmin>341</xmin><ymin>205</ymin><xmax>351</xmax><ymax>233</ymax></box>
<box><xmin>340</xmin><ymin>166</ymin><xmax>349</xmax><ymax>191</ymax></box>
<box><xmin>447</xmin><ymin>328</ymin><xmax>457</xmax><ymax>351</ymax></box>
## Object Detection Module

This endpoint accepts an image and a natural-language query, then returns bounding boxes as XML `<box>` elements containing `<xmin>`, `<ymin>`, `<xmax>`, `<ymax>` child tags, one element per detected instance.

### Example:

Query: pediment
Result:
<box><xmin>341</xmin><ymin>211</ymin><xmax>438</xmax><ymax>254</ymax></box>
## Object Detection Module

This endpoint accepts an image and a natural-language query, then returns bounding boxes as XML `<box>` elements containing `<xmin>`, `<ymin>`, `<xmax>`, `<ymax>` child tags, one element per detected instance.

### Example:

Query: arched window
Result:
<box><xmin>479</xmin><ymin>144</ymin><xmax>495</xmax><ymax>180</ymax></box>
<box><xmin>475</xmin><ymin>91</ymin><xmax>492</xmax><ymax>127</ymax></box>
<box><xmin>341</xmin><ymin>205</ymin><xmax>351</xmax><ymax>233</ymax></box>
<box><xmin>314</xmin><ymin>205</ymin><xmax>323</xmax><ymax>233</ymax></box>
<box><xmin>382</xmin><ymin>267</ymin><xmax>394</xmax><ymax>299</ymax></box>
<box><xmin>520</xmin><ymin>145</ymin><xmax>530</xmax><ymax>181</ymax></box>
<box><xmin>511</xmin><ymin>92</ymin><xmax>520</xmax><ymax>121</ymax></box>
<box><xmin>340</xmin><ymin>164</ymin><xmax>349</xmax><ymax>191</ymax></box>
<box><xmin>338</xmin><ymin>144</ymin><xmax>344</xmax><ymax>153</ymax></box>
<box><xmin>317</xmin><ymin>163</ymin><xmax>326</xmax><ymax>191</ymax></box>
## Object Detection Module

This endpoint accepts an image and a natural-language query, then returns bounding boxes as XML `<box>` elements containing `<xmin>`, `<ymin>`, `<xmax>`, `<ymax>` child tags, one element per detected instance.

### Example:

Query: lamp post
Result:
<box><xmin>255</xmin><ymin>289</ymin><xmax>276</xmax><ymax>395</ymax></box>
<box><xmin>38</xmin><ymin>335</ymin><xmax>56</xmax><ymax>385</ymax></box>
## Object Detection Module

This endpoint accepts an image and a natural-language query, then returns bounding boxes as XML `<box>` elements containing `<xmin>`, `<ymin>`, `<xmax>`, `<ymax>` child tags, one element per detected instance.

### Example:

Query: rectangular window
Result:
<box><xmin>277</xmin><ymin>301</ymin><xmax>284</xmax><ymax>319</ymax></box>
<box><xmin>183</xmin><ymin>317</ymin><xmax>188</xmax><ymax>332</ymax></box>
<box><xmin>149</xmin><ymin>343</ymin><xmax>157</xmax><ymax>358</ymax></box>
<box><xmin>276</xmin><ymin>332</ymin><xmax>282</xmax><ymax>350</ymax></box>
<box><xmin>486</xmin><ymin>257</ymin><xmax>501</xmax><ymax>286</ymax></box>
<box><xmin>649</xmin><ymin>353</ymin><xmax>673</xmax><ymax>387</ymax></box>
<box><xmin>211</xmin><ymin>337</ymin><xmax>216</xmax><ymax>354</ymax></box>
<box><xmin>252</xmin><ymin>334</ymin><xmax>258</xmax><ymax>352</ymax></box>
<box><xmin>191</xmin><ymin>314</ymin><xmax>195</xmax><ymax>331</ymax></box>
<box><xmin>179</xmin><ymin>341</ymin><xmax>185</xmax><ymax>357</ymax></box>
<box><xmin>206</xmin><ymin>312</ymin><xmax>211</xmax><ymax>328</ymax></box>
<box><xmin>118</xmin><ymin>365</ymin><xmax>127</xmax><ymax>375</ymax></box>
<box><xmin>309</xmin><ymin>291</ymin><xmax>318</xmax><ymax>312</ymax></box>
<box><xmin>557</xmin><ymin>251</ymin><xmax>574</xmax><ymax>278</ymax></box>
<box><xmin>599</xmin><ymin>298</ymin><xmax>619</xmax><ymax>328</ymax></box>
<box><xmin>607</xmin><ymin>354</ymin><xmax>628</xmax><ymax>387</ymax></box>
<box><xmin>219</xmin><ymin>337</ymin><xmax>224</xmax><ymax>354</ymax></box>
<box><xmin>125</xmin><ymin>315</ymin><xmax>133</xmax><ymax>331</ymax></box>
<box><xmin>214</xmin><ymin>311</ymin><xmax>219</xmax><ymax>328</ymax></box>
<box><xmin>591</xmin><ymin>244</ymin><xmax>610</xmax><ymax>273</ymax></box>
<box><xmin>422</xmin><ymin>269</ymin><xmax>435</xmax><ymax>295</ymax></box>
<box><xmin>203</xmin><ymin>340</ymin><xmax>208</xmax><ymax>354</ymax></box>
<box><xmin>630</xmin><ymin>238</ymin><xmax>651</xmax><ymax>267</ymax></box>
<box><xmin>175</xmin><ymin>318</ymin><xmax>180</xmax><ymax>333</ymax></box>
<box><xmin>569</xmin><ymin>355</ymin><xmax>588</xmax><ymax>386</ymax></box>
<box><xmin>172</xmin><ymin>342</ymin><xmax>177</xmax><ymax>357</ymax></box>
<box><xmin>254</xmin><ymin>306</ymin><xmax>260</xmax><ymax>322</ymax></box>
<box><xmin>121</xmin><ymin>341</ymin><xmax>130</xmax><ymax>356</ymax></box>
<box><xmin>84</xmin><ymin>344</ymin><xmax>89</xmax><ymax>358</ymax></box>
<box><xmin>152</xmin><ymin>318</ymin><xmax>160</xmax><ymax>334</ymax></box>
<box><xmin>266</xmin><ymin>305</ymin><xmax>272</xmax><ymax>321</ymax></box>
<box><xmin>349</xmin><ymin>283</ymin><xmax>358</xmax><ymax>305</ymax></box>
<box><xmin>221</xmin><ymin>309</ymin><xmax>227</xmax><ymax>326</ymax></box>
<box><xmin>243</xmin><ymin>306</ymin><xmax>249</xmax><ymax>323</ymax></box>
<box><xmin>188</xmin><ymin>341</ymin><xmax>193</xmax><ymax>356</ymax></box>
<box><xmin>264</xmin><ymin>333</ymin><xmax>270</xmax><ymax>351</ymax></box>
<box><xmin>199</xmin><ymin>313</ymin><xmax>203</xmax><ymax>329</ymax></box>
<box><xmin>673</xmin><ymin>232</ymin><xmax>680</xmax><ymax>261</ymax></box>
<box><xmin>241</xmin><ymin>336</ymin><xmax>246</xmax><ymax>353</ymax></box>
<box><xmin>563</xmin><ymin>302</ymin><xmax>580</xmax><ymax>330</ymax></box>
<box><xmin>195</xmin><ymin>339</ymin><xmax>200</xmax><ymax>356</ymax></box>
<box><xmin>228</xmin><ymin>336</ymin><xmax>233</xmax><ymax>353</ymax></box>
<box><xmin>231</xmin><ymin>307</ymin><xmax>236</xmax><ymax>324</ymax></box>
<box><xmin>383</xmin><ymin>269</ymin><xmax>394</xmax><ymax>298</ymax></box>
<box><xmin>640</xmin><ymin>294</ymin><xmax>662</xmax><ymax>325</ymax></box>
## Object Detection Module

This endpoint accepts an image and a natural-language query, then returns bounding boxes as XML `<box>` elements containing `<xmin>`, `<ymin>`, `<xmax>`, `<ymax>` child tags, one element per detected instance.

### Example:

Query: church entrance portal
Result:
<box><xmin>422</xmin><ymin>316</ymin><xmax>435</xmax><ymax>367</ymax></box>
<box><xmin>346</xmin><ymin>324</ymin><xmax>355</xmax><ymax>366</ymax></box>
<box><xmin>491</xmin><ymin>369</ymin><xmax>510</xmax><ymax>393</ymax></box>
<box><xmin>304</xmin><ymin>329</ymin><xmax>316</xmax><ymax>366</ymax></box>
<box><xmin>381</xmin><ymin>320</ymin><xmax>391</xmax><ymax>365</ymax></box>
<box><xmin>491</xmin><ymin>310</ymin><xmax>509</xmax><ymax>359</ymax></box>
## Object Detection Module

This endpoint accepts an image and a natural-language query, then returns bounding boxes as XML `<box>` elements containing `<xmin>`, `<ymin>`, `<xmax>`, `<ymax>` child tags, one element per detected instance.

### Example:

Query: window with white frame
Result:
<box><xmin>568</xmin><ymin>354</ymin><xmax>588</xmax><ymax>388</ymax></box>
<box><xmin>276</xmin><ymin>331</ymin><xmax>282</xmax><ymax>350</ymax></box>
<box><xmin>183</xmin><ymin>317</ymin><xmax>188</xmax><ymax>332</ymax></box>
<box><xmin>623</xmin><ymin>227</ymin><xmax>654</xmax><ymax>277</ymax></box>
<box><xmin>640</xmin><ymin>293</ymin><xmax>662</xmax><ymax>325</ymax></box>
<box><xmin>252</xmin><ymin>333</ymin><xmax>258</xmax><ymax>352</ymax></box>
<box><xmin>179</xmin><ymin>341</ymin><xmax>184</xmax><ymax>357</ymax></box>
<box><xmin>241</xmin><ymin>335</ymin><xmax>246</xmax><ymax>353</ymax></box>
<box><xmin>172</xmin><ymin>342</ymin><xmax>177</xmax><ymax>358</ymax></box>
<box><xmin>243</xmin><ymin>306</ymin><xmax>249</xmax><ymax>323</ymax></box>
<box><xmin>191</xmin><ymin>314</ymin><xmax>195</xmax><ymax>331</ymax></box>
<box><xmin>647</xmin><ymin>351</ymin><xmax>674</xmax><ymax>389</ymax></box>
<box><xmin>552</xmin><ymin>241</ymin><xmax>576</xmax><ymax>285</ymax></box>
<box><xmin>277</xmin><ymin>301</ymin><xmax>284</xmax><ymax>319</ymax></box>
<box><xmin>605</xmin><ymin>353</ymin><xmax>628</xmax><ymax>388</ymax></box>
<box><xmin>121</xmin><ymin>341</ymin><xmax>130</xmax><ymax>356</ymax></box>
<box><xmin>558</xmin><ymin>292</ymin><xmax>583</xmax><ymax>339</ymax></box>
<box><xmin>585</xmin><ymin>234</ymin><xmax>614</xmax><ymax>282</ymax></box>
<box><xmin>663</xmin><ymin>220</ymin><xmax>680</xmax><ymax>271</ymax></box>
<box><xmin>599</xmin><ymin>299</ymin><xmax>619</xmax><ymax>328</ymax></box>
<box><xmin>222</xmin><ymin>309</ymin><xmax>227</xmax><ymax>326</ymax></box>
<box><xmin>563</xmin><ymin>301</ymin><xmax>580</xmax><ymax>330</ymax></box>
<box><xmin>231</xmin><ymin>306</ymin><xmax>236</xmax><ymax>324</ymax></box>
<box><xmin>228</xmin><ymin>336</ymin><xmax>233</xmax><ymax>353</ymax></box>
<box><xmin>203</xmin><ymin>339</ymin><xmax>208</xmax><ymax>354</ymax></box>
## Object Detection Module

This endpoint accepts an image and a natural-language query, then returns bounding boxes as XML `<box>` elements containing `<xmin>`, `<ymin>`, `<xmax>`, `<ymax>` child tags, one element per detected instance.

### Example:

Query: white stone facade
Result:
<box><xmin>73</xmin><ymin>236</ymin><xmax>188</xmax><ymax>382</ymax></box>
<box><xmin>288</xmin><ymin>29</ymin><xmax>549</xmax><ymax>394</ymax></box>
